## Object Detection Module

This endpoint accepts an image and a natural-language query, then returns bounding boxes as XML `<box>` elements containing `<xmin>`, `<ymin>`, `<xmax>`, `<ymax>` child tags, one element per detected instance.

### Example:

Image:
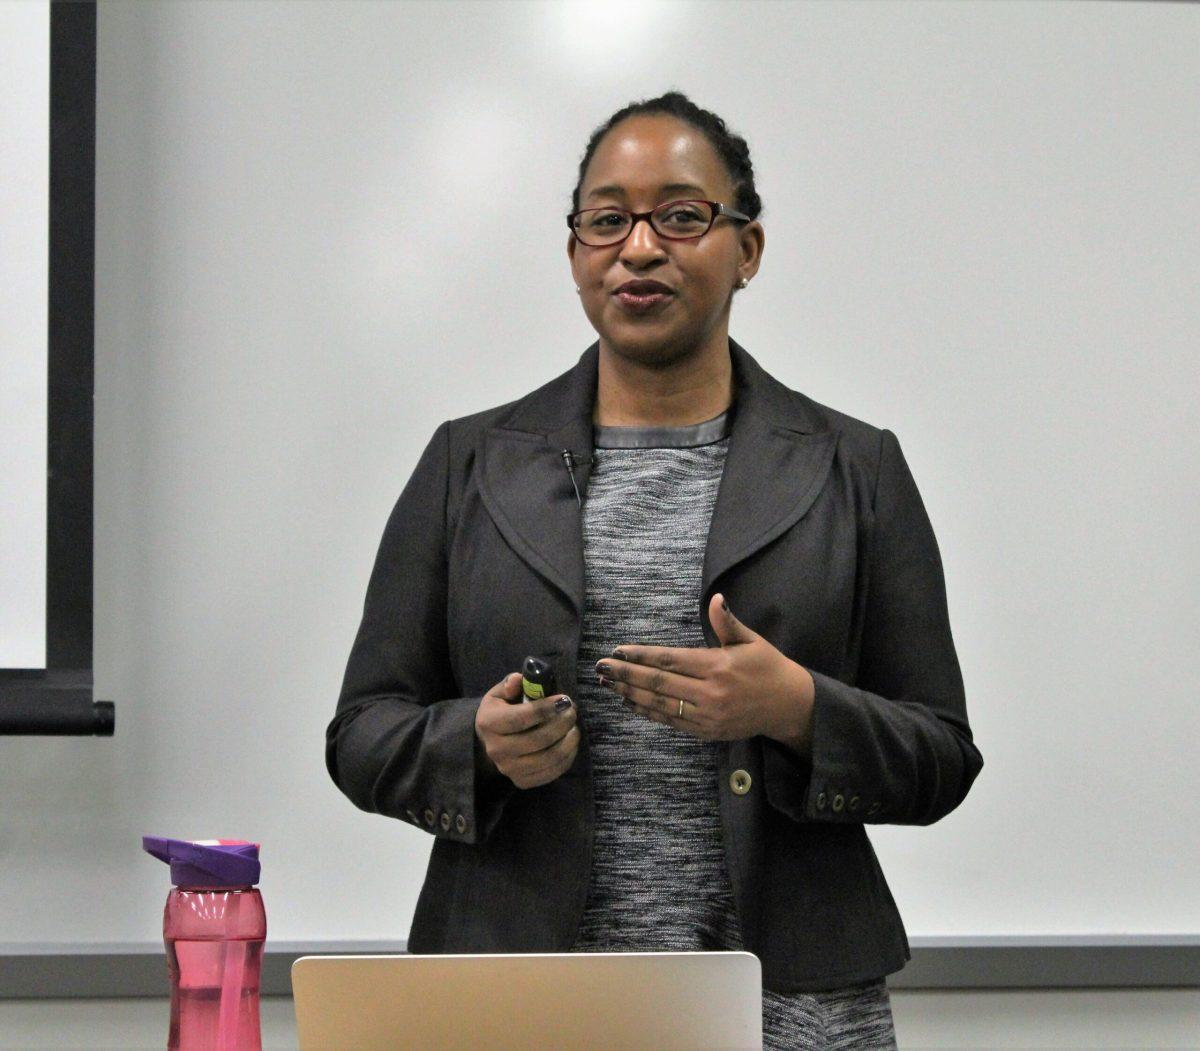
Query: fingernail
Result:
<box><xmin>554</xmin><ymin>696</ymin><xmax>573</xmax><ymax>712</ymax></box>
<box><xmin>611</xmin><ymin>648</ymin><xmax>628</xmax><ymax>660</ymax></box>
<box><xmin>721</xmin><ymin>597</ymin><xmax>729</xmax><ymax>612</ymax></box>
<box><xmin>595</xmin><ymin>662</ymin><xmax>611</xmax><ymax>677</ymax></box>
<box><xmin>598</xmin><ymin>675</ymin><xmax>612</xmax><ymax>688</ymax></box>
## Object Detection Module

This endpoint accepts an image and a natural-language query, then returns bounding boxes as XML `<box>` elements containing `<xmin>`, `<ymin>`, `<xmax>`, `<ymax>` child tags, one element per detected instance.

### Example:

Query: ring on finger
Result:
<box><xmin>677</xmin><ymin>697</ymin><xmax>685</xmax><ymax>718</ymax></box>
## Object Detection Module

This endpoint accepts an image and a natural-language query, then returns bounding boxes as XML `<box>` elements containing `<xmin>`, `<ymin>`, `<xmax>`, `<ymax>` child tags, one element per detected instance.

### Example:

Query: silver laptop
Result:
<box><xmin>291</xmin><ymin>951</ymin><xmax>762</xmax><ymax>1050</ymax></box>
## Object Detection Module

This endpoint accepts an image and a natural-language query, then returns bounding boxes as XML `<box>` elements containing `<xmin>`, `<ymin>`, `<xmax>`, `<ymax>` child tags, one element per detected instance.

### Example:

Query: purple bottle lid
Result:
<box><xmin>142</xmin><ymin>836</ymin><xmax>261</xmax><ymax>888</ymax></box>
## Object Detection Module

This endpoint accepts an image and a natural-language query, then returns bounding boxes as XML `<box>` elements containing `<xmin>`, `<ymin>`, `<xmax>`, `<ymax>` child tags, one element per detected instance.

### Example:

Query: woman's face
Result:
<box><xmin>568</xmin><ymin>114</ymin><xmax>763</xmax><ymax>367</ymax></box>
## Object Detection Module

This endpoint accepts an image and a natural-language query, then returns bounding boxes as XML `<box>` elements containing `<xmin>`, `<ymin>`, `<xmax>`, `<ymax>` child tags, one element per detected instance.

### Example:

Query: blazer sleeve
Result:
<box><xmin>325</xmin><ymin>419</ymin><xmax>516</xmax><ymax>845</ymax></box>
<box><xmin>762</xmin><ymin>427</ymin><xmax>984</xmax><ymax>826</ymax></box>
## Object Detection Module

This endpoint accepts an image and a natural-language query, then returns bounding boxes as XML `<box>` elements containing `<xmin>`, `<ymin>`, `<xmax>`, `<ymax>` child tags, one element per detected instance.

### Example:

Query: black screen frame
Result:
<box><xmin>0</xmin><ymin>1</ymin><xmax>109</xmax><ymax>735</ymax></box>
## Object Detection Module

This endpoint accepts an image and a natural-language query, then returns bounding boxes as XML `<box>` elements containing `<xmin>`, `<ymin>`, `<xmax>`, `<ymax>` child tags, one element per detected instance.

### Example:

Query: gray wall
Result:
<box><xmin>2</xmin><ymin>0</ymin><xmax>1198</xmax><ymax>980</ymax></box>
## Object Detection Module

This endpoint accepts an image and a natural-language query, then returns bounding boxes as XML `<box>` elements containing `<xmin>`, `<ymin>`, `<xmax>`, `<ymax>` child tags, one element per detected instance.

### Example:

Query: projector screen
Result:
<box><xmin>0</xmin><ymin>0</ymin><xmax>100</xmax><ymax>736</ymax></box>
<box><xmin>0</xmin><ymin>1</ymin><xmax>50</xmax><ymax>671</ymax></box>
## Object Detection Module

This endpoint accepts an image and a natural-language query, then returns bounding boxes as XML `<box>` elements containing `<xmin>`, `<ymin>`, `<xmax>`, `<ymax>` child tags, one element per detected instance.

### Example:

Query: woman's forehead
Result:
<box><xmin>584</xmin><ymin>118</ymin><xmax>727</xmax><ymax>200</ymax></box>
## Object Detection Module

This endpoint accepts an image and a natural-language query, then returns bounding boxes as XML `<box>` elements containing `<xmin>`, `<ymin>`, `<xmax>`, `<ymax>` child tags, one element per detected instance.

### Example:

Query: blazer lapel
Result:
<box><xmin>477</xmin><ymin>339</ymin><xmax>838</xmax><ymax>619</ymax></box>
<box><xmin>476</xmin><ymin>344</ymin><xmax>599</xmax><ymax>617</ymax></box>
<box><xmin>701</xmin><ymin>350</ymin><xmax>839</xmax><ymax>602</ymax></box>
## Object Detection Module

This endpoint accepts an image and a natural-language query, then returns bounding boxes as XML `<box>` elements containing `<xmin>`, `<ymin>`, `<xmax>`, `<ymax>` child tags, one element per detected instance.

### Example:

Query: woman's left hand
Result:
<box><xmin>594</xmin><ymin>593</ymin><xmax>816</xmax><ymax>752</ymax></box>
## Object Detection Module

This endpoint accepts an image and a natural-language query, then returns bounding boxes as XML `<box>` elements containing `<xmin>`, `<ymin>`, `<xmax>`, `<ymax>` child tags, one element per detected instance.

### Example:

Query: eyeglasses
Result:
<box><xmin>566</xmin><ymin>199</ymin><xmax>751</xmax><ymax>247</ymax></box>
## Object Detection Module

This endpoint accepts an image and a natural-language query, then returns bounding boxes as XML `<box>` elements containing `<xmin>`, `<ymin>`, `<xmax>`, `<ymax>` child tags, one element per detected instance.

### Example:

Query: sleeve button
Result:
<box><xmin>867</xmin><ymin>801</ymin><xmax>881</xmax><ymax>816</ymax></box>
<box><xmin>848</xmin><ymin>795</ymin><xmax>861</xmax><ymax>812</ymax></box>
<box><xmin>423</xmin><ymin>808</ymin><xmax>436</xmax><ymax>827</ymax></box>
<box><xmin>439</xmin><ymin>811</ymin><xmax>452</xmax><ymax>831</ymax></box>
<box><xmin>816</xmin><ymin>791</ymin><xmax>827</xmax><ymax>810</ymax></box>
<box><xmin>455</xmin><ymin>813</ymin><xmax>467</xmax><ymax>834</ymax></box>
<box><xmin>832</xmin><ymin>793</ymin><xmax>845</xmax><ymax>812</ymax></box>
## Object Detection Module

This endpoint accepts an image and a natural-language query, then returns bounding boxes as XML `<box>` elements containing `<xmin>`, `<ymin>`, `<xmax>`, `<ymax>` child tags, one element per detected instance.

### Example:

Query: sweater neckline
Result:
<box><xmin>593</xmin><ymin>405</ymin><xmax>734</xmax><ymax>449</ymax></box>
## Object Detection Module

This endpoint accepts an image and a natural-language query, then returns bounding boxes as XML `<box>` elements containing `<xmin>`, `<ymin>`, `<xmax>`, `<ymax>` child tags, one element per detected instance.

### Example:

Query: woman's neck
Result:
<box><xmin>593</xmin><ymin>336</ymin><xmax>733</xmax><ymax>427</ymax></box>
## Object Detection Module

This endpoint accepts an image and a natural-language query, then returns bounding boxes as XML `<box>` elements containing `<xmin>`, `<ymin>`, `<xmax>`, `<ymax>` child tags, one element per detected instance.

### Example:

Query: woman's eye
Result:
<box><xmin>587</xmin><ymin>212</ymin><xmax>626</xmax><ymax>228</ymax></box>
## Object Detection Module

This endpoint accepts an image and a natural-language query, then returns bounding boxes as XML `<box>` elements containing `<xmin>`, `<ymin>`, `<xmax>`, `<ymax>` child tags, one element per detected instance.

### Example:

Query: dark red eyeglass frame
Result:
<box><xmin>566</xmin><ymin>199</ymin><xmax>752</xmax><ymax>246</ymax></box>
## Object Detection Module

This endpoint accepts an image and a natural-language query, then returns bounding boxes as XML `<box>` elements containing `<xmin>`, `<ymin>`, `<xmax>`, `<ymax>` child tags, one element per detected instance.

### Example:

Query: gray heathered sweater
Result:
<box><xmin>568</xmin><ymin>405</ymin><xmax>896</xmax><ymax>1050</ymax></box>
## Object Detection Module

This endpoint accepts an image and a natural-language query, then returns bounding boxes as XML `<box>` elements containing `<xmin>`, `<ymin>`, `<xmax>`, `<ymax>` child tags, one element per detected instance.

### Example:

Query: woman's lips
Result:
<box><xmin>614</xmin><ymin>290</ymin><xmax>674</xmax><ymax>313</ymax></box>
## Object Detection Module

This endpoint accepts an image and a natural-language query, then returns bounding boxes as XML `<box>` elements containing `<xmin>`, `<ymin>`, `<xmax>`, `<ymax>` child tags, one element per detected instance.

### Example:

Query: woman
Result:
<box><xmin>326</xmin><ymin>91</ymin><xmax>984</xmax><ymax>1049</ymax></box>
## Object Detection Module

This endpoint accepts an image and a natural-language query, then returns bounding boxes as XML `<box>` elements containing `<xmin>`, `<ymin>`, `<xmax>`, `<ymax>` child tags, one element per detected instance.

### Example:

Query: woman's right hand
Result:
<box><xmin>474</xmin><ymin>672</ymin><xmax>580</xmax><ymax>789</ymax></box>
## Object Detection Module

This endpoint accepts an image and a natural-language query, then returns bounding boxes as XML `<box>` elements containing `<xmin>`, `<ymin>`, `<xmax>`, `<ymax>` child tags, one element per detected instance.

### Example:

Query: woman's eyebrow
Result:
<box><xmin>586</xmin><ymin>182</ymin><xmax>708</xmax><ymax>201</ymax></box>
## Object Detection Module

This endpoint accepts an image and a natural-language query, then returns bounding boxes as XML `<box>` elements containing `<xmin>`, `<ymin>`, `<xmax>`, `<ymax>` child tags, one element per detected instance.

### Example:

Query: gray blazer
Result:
<box><xmin>326</xmin><ymin>338</ymin><xmax>984</xmax><ymax>993</ymax></box>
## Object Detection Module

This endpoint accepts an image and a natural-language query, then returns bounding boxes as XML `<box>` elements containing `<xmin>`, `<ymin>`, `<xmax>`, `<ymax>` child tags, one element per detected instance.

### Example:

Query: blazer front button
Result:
<box><xmin>729</xmin><ymin>769</ymin><xmax>752</xmax><ymax>795</ymax></box>
<box><xmin>423</xmin><ymin>808</ymin><xmax>436</xmax><ymax>827</ymax></box>
<box><xmin>816</xmin><ymin>791</ymin><xmax>827</xmax><ymax>810</ymax></box>
<box><xmin>439</xmin><ymin>811</ymin><xmax>452</xmax><ymax>831</ymax></box>
<box><xmin>832</xmin><ymin>793</ymin><xmax>845</xmax><ymax>812</ymax></box>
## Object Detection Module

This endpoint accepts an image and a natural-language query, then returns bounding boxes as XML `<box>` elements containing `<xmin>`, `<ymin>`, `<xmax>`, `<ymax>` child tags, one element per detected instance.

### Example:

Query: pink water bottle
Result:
<box><xmin>143</xmin><ymin>836</ymin><xmax>266</xmax><ymax>1051</ymax></box>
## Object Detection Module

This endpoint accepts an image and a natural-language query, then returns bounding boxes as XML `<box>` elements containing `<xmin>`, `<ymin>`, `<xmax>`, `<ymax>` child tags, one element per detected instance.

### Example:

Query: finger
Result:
<box><xmin>610</xmin><ymin>680</ymin><xmax>703</xmax><ymax>729</ymax></box>
<box><xmin>486</xmin><ymin>690</ymin><xmax>573</xmax><ymax>734</ymax></box>
<box><xmin>492</xmin><ymin>695</ymin><xmax>576</xmax><ymax>753</ymax></box>
<box><xmin>533</xmin><ymin>721</ymin><xmax>581</xmax><ymax>770</ymax></box>
<box><xmin>634</xmin><ymin>702</ymin><xmax>675</xmax><ymax>729</ymax></box>
<box><xmin>487</xmin><ymin>707</ymin><xmax>574</xmax><ymax>776</ymax></box>
<box><xmin>603</xmin><ymin>645</ymin><xmax>713</xmax><ymax>679</ymax></box>
<box><xmin>595</xmin><ymin>657</ymin><xmax>710</xmax><ymax>709</ymax></box>
<box><xmin>480</xmin><ymin>685</ymin><xmax>524</xmax><ymax>731</ymax></box>
<box><xmin>484</xmin><ymin>672</ymin><xmax>524</xmax><ymax>704</ymax></box>
<box><xmin>710</xmin><ymin>592</ymin><xmax>759</xmax><ymax>647</ymax></box>
<box><xmin>517</xmin><ymin>725</ymin><xmax>581</xmax><ymax>786</ymax></box>
<box><xmin>492</xmin><ymin>695</ymin><xmax>571</xmax><ymax>739</ymax></box>
<box><xmin>495</xmin><ymin>703</ymin><xmax>576</xmax><ymax>758</ymax></box>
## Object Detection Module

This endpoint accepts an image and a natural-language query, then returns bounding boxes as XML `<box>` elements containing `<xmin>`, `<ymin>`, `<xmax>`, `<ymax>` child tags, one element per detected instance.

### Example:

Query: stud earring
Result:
<box><xmin>575</xmin><ymin>285</ymin><xmax>581</xmax><ymax>293</ymax></box>
<box><xmin>737</xmin><ymin>277</ymin><xmax>748</xmax><ymax>289</ymax></box>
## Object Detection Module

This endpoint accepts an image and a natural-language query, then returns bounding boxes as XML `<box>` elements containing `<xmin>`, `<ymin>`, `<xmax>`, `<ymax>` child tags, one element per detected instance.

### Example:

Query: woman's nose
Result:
<box><xmin>620</xmin><ymin>216</ymin><xmax>665</xmax><ymax>258</ymax></box>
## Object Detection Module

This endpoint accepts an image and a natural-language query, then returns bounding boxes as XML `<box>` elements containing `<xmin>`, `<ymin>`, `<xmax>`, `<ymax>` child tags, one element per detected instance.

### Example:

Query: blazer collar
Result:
<box><xmin>477</xmin><ymin>338</ymin><xmax>839</xmax><ymax>618</ymax></box>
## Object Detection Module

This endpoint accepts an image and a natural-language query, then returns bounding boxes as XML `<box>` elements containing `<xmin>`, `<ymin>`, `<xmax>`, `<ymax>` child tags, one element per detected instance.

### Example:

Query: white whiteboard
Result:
<box><xmin>1</xmin><ymin>0</ymin><xmax>1197</xmax><ymax>951</ymax></box>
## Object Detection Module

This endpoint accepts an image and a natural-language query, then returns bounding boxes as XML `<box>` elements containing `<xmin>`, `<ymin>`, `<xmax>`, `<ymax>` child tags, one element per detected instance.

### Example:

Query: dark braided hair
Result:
<box><xmin>570</xmin><ymin>90</ymin><xmax>763</xmax><ymax>224</ymax></box>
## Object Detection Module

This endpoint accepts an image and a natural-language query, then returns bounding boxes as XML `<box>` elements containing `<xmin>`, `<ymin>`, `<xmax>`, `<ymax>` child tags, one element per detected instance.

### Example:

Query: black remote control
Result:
<box><xmin>517</xmin><ymin>656</ymin><xmax>559</xmax><ymax>704</ymax></box>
